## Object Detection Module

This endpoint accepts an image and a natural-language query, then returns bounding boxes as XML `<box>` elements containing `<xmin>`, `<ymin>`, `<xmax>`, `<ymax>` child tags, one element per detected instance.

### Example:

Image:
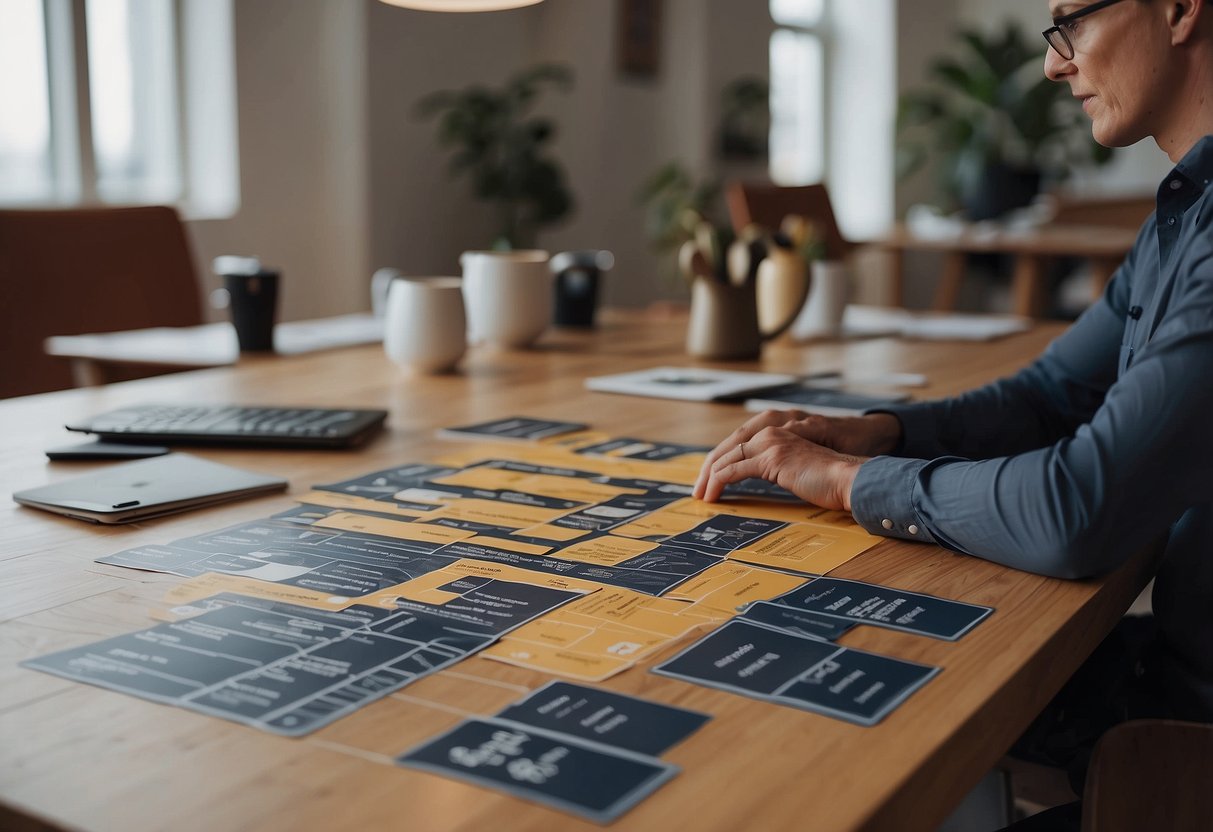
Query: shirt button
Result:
<box><xmin>908</xmin><ymin>524</ymin><xmax>919</xmax><ymax>535</ymax></box>
<box><xmin>1168</xmin><ymin>216</ymin><xmax>1177</xmax><ymax>226</ymax></box>
<box><xmin>881</xmin><ymin>518</ymin><xmax>893</xmax><ymax>530</ymax></box>
<box><xmin>1170</xmin><ymin>178</ymin><xmax>1183</xmax><ymax>190</ymax></box>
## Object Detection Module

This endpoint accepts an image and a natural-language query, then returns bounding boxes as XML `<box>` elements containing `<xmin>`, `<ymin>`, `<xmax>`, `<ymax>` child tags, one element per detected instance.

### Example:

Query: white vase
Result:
<box><xmin>790</xmin><ymin>260</ymin><xmax>849</xmax><ymax>340</ymax></box>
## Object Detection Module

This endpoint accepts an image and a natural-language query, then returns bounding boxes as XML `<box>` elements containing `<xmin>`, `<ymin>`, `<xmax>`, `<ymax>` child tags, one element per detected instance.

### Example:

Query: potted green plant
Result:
<box><xmin>896</xmin><ymin>22</ymin><xmax>1113</xmax><ymax>220</ymax></box>
<box><xmin>635</xmin><ymin>161</ymin><xmax>726</xmax><ymax>284</ymax></box>
<box><xmin>718</xmin><ymin>76</ymin><xmax>770</xmax><ymax>160</ymax></box>
<box><xmin>416</xmin><ymin>63</ymin><xmax>576</xmax><ymax>249</ymax></box>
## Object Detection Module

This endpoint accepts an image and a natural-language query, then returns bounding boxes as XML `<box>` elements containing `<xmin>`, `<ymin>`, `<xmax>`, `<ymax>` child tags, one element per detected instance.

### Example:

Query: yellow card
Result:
<box><xmin>803</xmin><ymin>509</ymin><xmax>869</xmax><ymax>533</ymax></box>
<box><xmin>517</xmin><ymin>523</ymin><xmax>590</xmax><ymax>543</ymax></box>
<box><xmin>295</xmin><ymin>490</ymin><xmax>425</xmax><ymax>519</ymax></box>
<box><xmin>481</xmin><ymin>639</ymin><xmax>633</xmax><ymax>682</ymax></box>
<box><xmin>416</xmin><ymin>498</ymin><xmax>563</xmax><ymax>529</ymax></box>
<box><xmin>157</xmin><ymin>573</ymin><xmax>343</xmax><ymax>614</ymax></box>
<box><xmin>661</xmin><ymin>561</ymin><xmax>753</xmax><ymax>602</ymax></box>
<box><xmin>694</xmin><ymin>567</ymin><xmax>808</xmax><ymax>615</ymax></box>
<box><xmin>729</xmin><ymin>523</ymin><xmax>877</xmax><ymax>574</ymax></box>
<box><xmin>432</xmin><ymin>468</ymin><xmax>641</xmax><ymax>505</ymax></box>
<box><xmin>567</xmin><ymin>589</ymin><xmax>699</xmax><ymax>637</ymax></box>
<box><xmin>498</xmin><ymin>617</ymin><xmax>595</xmax><ymax>649</ymax></box>
<box><xmin>563</xmin><ymin>624</ymin><xmax>674</xmax><ymax>658</ymax></box>
<box><xmin>313</xmin><ymin>511</ymin><xmax>475</xmax><ymax>545</ymax></box>
<box><xmin>610</xmin><ymin>499</ymin><xmax>709</xmax><ymax>539</ymax></box>
<box><xmin>554</xmin><ymin>535</ymin><xmax>657</xmax><ymax>566</ymax></box>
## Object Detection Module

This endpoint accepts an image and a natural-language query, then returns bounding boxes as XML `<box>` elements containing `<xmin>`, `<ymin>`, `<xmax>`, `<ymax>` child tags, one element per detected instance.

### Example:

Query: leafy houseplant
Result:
<box><xmin>719</xmin><ymin>76</ymin><xmax>770</xmax><ymax>160</ymax></box>
<box><xmin>897</xmin><ymin>23</ymin><xmax>1113</xmax><ymax>219</ymax></box>
<box><xmin>416</xmin><ymin>64</ymin><xmax>575</xmax><ymax>249</ymax></box>
<box><xmin>635</xmin><ymin>162</ymin><xmax>727</xmax><ymax>284</ymax></box>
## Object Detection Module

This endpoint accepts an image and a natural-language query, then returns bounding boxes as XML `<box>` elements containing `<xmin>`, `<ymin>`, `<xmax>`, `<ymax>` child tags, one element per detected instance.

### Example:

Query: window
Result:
<box><xmin>768</xmin><ymin>0</ymin><xmax>827</xmax><ymax>185</ymax></box>
<box><xmin>767</xmin><ymin>0</ymin><xmax>896</xmax><ymax>240</ymax></box>
<box><xmin>0</xmin><ymin>0</ymin><xmax>239</xmax><ymax>217</ymax></box>
<box><xmin>0</xmin><ymin>0</ymin><xmax>55</xmax><ymax>202</ymax></box>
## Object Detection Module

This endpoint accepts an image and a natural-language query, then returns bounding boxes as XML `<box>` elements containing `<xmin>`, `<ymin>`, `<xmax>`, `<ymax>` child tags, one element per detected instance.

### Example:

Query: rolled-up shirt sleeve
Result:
<box><xmin>852</xmin><ymin>250</ymin><xmax>1213</xmax><ymax>579</ymax></box>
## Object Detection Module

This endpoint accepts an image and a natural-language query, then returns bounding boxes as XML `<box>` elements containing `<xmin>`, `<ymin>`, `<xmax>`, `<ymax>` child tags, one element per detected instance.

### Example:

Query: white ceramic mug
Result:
<box><xmin>460</xmin><ymin>249</ymin><xmax>552</xmax><ymax>348</ymax></box>
<box><xmin>791</xmin><ymin>260</ymin><xmax>850</xmax><ymax>340</ymax></box>
<box><xmin>383</xmin><ymin>276</ymin><xmax>466</xmax><ymax>373</ymax></box>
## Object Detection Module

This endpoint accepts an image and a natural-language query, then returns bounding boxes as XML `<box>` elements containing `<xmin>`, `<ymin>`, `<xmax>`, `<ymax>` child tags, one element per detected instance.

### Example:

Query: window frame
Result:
<box><xmin>0</xmin><ymin>0</ymin><xmax>237</xmax><ymax>218</ymax></box>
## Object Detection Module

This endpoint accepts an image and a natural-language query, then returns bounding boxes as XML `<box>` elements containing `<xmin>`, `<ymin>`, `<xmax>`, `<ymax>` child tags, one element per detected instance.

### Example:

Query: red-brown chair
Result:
<box><xmin>0</xmin><ymin>206</ymin><xmax>205</xmax><ymax>399</ymax></box>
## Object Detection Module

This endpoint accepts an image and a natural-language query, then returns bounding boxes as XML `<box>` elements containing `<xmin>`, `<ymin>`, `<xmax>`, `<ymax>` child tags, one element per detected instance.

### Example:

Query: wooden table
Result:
<box><xmin>0</xmin><ymin>312</ymin><xmax>1157</xmax><ymax>832</ymax></box>
<box><xmin>879</xmin><ymin>222</ymin><xmax>1138</xmax><ymax>317</ymax></box>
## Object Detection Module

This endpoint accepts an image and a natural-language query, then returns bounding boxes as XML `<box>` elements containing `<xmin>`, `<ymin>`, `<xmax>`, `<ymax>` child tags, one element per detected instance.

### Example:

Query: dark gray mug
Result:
<box><xmin>551</xmin><ymin>250</ymin><xmax>613</xmax><ymax>328</ymax></box>
<box><xmin>214</xmin><ymin>256</ymin><xmax>279</xmax><ymax>352</ymax></box>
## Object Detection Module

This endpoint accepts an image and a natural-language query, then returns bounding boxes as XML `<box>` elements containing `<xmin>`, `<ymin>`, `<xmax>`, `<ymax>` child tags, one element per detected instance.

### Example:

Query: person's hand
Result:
<box><xmin>692</xmin><ymin>410</ymin><xmax>901</xmax><ymax>499</ymax></box>
<box><xmin>696</xmin><ymin>425</ymin><xmax>866</xmax><ymax>510</ymax></box>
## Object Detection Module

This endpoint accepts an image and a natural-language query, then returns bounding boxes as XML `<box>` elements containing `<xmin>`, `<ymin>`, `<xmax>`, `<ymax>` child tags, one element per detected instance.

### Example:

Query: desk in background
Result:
<box><xmin>879</xmin><ymin>222</ymin><xmax>1138</xmax><ymax>317</ymax></box>
<box><xmin>0</xmin><ymin>312</ymin><xmax>1157</xmax><ymax>832</ymax></box>
<box><xmin>44</xmin><ymin>313</ymin><xmax>383</xmax><ymax>387</ymax></box>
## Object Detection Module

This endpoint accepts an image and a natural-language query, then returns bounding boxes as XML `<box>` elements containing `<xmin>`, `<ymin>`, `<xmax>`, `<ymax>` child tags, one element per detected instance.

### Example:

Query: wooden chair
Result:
<box><xmin>0</xmin><ymin>206</ymin><xmax>205</xmax><ymax>399</ymax></box>
<box><xmin>725</xmin><ymin>181</ymin><xmax>853</xmax><ymax>261</ymax></box>
<box><xmin>1081</xmin><ymin>719</ymin><xmax>1213</xmax><ymax>831</ymax></box>
<box><xmin>1049</xmin><ymin>193</ymin><xmax>1155</xmax><ymax>230</ymax></box>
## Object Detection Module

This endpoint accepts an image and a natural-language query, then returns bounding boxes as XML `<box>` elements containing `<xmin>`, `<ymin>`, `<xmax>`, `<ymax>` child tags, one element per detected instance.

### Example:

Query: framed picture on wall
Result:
<box><xmin>617</xmin><ymin>0</ymin><xmax>661</xmax><ymax>78</ymax></box>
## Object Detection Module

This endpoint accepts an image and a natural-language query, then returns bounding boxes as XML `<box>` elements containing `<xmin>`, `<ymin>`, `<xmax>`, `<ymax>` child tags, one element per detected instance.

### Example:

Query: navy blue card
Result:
<box><xmin>440</xmin><ymin>417</ymin><xmax>588</xmax><ymax>442</ymax></box>
<box><xmin>775</xmin><ymin>577</ymin><xmax>993</xmax><ymax>641</ymax></box>
<box><xmin>740</xmin><ymin>601</ymin><xmax>855</xmax><ymax>641</ymax></box>
<box><xmin>574</xmin><ymin>437</ymin><xmax>712</xmax><ymax>461</ymax></box>
<box><xmin>667</xmin><ymin>514</ymin><xmax>786</xmax><ymax>556</ymax></box>
<box><xmin>778</xmin><ymin>647</ymin><xmax>939</xmax><ymax>724</ymax></box>
<box><xmin>496</xmin><ymin>681</ymin><xmax>710</xmax><ymax>756</ymax></box>
<box><xmin>652</xmin><ymin>620</ymin><xmax>939</xmax><ymax>726</ymax></box>
<box><xmin>652</xmin><ymin>618</ymin><xmax>839</xmax><ymax>696</ymax></box>
<box><xmin>397</xmin><ymin>718</ymin><xmax>678</xmax><ymax>823</ymax></box>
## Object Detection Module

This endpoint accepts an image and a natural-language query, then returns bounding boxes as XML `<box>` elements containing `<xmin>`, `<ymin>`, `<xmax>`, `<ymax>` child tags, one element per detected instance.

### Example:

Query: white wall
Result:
<box><xmin>188</xmin><ymin>0</ymin><xmax>369</xmax><ymax>323</ymax></box>
<box><xmin>365</xmin><ymin>1</ymin><xmax>539</xmax><ymax>283</ymax></box>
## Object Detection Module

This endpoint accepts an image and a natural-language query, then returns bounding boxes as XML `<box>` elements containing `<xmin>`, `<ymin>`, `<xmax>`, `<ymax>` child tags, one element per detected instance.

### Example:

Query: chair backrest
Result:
<box><xmin>0</xmin><ymin>206</ymin><xmax>204</xmax><ymax>399</ymax></box>
<box><xmin>725</xmin><ymin>181</ymin><xmax>852</xmax><ymax>260</ymax></box>
<box><xmin>1049</xmin><ymin>194</ymin><xmax>1155</xmax><ymax>230</ymax></box>
<box><xmin>1082</xmin><ymin>719</ymin><xmax>1213</xmax><ymax>832</ymax></box>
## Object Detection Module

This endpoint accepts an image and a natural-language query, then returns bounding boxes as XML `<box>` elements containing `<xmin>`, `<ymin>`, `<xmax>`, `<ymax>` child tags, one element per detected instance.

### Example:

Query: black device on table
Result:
<box><xmin>64</xmin><ymin>405</ymin><xmax>388</xmax><ymax>449</ymax></box>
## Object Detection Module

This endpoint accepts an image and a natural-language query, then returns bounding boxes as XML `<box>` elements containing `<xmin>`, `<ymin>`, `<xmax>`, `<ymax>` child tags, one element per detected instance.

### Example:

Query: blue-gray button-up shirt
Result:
<box><xmin>851</xmin><ymin>135</ymin><xmax>1213</xmax><ymax>720</ymax></box>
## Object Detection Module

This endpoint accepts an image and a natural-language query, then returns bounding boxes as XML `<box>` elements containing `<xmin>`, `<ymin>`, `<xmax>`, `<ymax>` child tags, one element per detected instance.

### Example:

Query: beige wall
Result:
<box><xmin>188</xmin><ymin>0</ymin><xmax>369</xmax><ymax>323</ymax></box>
<box><xmin>183</xmin><ymin>1</ymin><xmax>1172</xmax><ymax>322</ymax></box>
<box><xmin>184</xmin><ymin>0</ymin><xmax>797</xmax><ymax>318</ymax></box>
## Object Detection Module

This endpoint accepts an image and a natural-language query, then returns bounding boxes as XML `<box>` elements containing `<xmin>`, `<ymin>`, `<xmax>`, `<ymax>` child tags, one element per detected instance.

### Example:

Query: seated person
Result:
<box><xmin>697</xmin><ymin>0</ymin><xmax>1213</xmax><ymax>824</ymax></box>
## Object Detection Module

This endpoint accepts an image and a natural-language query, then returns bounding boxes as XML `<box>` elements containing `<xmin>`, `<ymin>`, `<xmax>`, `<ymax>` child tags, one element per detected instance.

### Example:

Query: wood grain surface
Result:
<box><xmin>0</xmin><ymin>311</ymin><xmax>1156</xmax><ymax>832</ymax></box>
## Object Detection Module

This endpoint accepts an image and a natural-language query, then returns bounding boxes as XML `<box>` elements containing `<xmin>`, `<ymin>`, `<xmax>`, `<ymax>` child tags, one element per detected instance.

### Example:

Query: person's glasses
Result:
<box><xmin>1042</xmin><ymin>0</ymin><xmax>1128</xmax><ymax>59</ymax></box>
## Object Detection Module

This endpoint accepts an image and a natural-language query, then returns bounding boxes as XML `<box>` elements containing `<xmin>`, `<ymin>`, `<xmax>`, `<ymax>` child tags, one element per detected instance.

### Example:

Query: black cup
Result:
<box><xmin>551</xmin><ymin>250</ymin><xmax>613</xmax><ymax>328</ymax></box>
<box><xmin>224</xmin><ymin>269</ymin><xmax>279</xmax><ymax>352</ymax></box>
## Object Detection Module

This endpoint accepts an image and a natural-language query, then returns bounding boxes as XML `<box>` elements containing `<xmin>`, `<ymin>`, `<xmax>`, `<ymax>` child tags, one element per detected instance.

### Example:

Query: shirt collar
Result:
<box><xmin>1173</xmin><ymin>135</ymin><xmax>1213</xmax><ymax>190</ymax></box>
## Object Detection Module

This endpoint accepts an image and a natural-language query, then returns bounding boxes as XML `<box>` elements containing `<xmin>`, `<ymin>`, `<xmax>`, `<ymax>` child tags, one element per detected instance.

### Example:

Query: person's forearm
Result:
<box><xmin>872</xmin><ymin>298</ymin><xmax>1124</xmax><ymax>461</ymax></box>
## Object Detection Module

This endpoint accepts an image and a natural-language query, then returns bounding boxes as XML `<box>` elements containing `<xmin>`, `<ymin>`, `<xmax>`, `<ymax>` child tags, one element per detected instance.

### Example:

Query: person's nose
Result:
<box><xmin>1043</xmin><ymin>45</ymin><xmax>1074</xmax><ymax>82</ymax></box>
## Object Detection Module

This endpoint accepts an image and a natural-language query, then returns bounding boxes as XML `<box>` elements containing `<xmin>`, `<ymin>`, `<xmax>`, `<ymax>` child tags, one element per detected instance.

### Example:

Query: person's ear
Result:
<box><xmin>1170</xmin><ymin>0</ymin><xmax>1203</xmax><ymax>45</ymax></box>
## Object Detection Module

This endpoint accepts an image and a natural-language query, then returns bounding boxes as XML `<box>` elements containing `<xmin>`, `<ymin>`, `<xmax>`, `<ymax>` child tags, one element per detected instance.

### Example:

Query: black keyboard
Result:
<box><xmin>66</xmin><ymin>405</ymin><xmax>388</xmax><ymax>448</ymax></box>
